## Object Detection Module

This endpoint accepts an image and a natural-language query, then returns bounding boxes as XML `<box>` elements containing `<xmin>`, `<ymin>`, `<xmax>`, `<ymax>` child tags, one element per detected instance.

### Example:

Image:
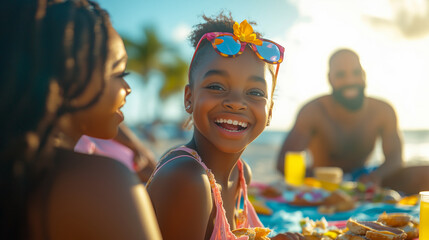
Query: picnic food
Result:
<box><xmin>336</xmin><ymin>232</ymin><xmax>369</xmax><ymax>240</ymax></box>
<box><xmin>300</xmin><ymin>217</ymin><xmax>344</xmax><ymax>239</ymax></box>
<box><xmin>300</xmin><ymin>213</ymin><xmax>417</xmax><ymax>240</ymax></box>
<box><xmin>232</xmin><ymin>227</ymin><xmax>271</xmax><ymax>240</ymax></box>
<box><xmin>398</xmin><ymin>222</ymin><xmax>419</xmax><ymax>240</ymax></box>
<box><xmin>318</xmin><ymin>190</ymin><xmax>355</xmax><ymax>214</ymax></box>
<box><xmin>377</xmin><ymin>212</ymin><xmax>418</xmax><ymax>240</ymax></box>
<box><xmin>344</xmin><ymin>219</ymin><xmax>407</xmax><ymax>240</ymax></box>
<box><xmin>260</xmin><ymin>185</ymin><xmax>282</xmax><ymax>198</ymax></box>
<box><xmin>289</xmin><ymin>188</ymin><xmax>330</xmax><ymax>206</ymax></box>
<box><xmin>338</xmin><ymin>181</ymin><xmax>402</xmax><ymax>204</ymax></box>
<box><xmin>232</xmin><ymin>228</ymin><xmax>255</xmax><ymax>239</ymax></box>
<box><xmin>314</xmin><ymin>167</ymin><xmax>343</xmax><ymax>192</ymax></box>
<box><xmin>377</xmin><ymin>212</ymin><xmax>410</xmax><ymax>227</ymax></box>
<box><xmin>249</xmin><ymin>198</ymin><xmax>273</xmax><ymax>215</ymax></box>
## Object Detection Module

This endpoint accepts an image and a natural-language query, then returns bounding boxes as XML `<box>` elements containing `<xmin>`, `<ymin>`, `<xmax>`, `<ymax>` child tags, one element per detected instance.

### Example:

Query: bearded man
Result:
<box><xmin>276</xmin><ymin>49</ymin><xmax>429</xmax><ymax>194</ymax></box>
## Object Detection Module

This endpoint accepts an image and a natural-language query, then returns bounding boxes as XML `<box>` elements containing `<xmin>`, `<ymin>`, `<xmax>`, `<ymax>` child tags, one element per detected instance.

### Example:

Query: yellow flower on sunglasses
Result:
<box><xmin>233</xmin><ymin>20</ymin><xmax>263</xmax><ymax>46</ymax></box>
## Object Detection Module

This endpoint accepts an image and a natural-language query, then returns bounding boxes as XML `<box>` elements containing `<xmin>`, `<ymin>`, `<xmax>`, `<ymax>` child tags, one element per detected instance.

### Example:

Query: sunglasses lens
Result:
<box><xmin>214</xmin><ymin>35</ymin><xmax>241</xmax><ymax>55</ymax></box>
<box><xmin>255</xmin><ymin>41</ymin><xmax>281</xmax><ymax>62</ymax></box>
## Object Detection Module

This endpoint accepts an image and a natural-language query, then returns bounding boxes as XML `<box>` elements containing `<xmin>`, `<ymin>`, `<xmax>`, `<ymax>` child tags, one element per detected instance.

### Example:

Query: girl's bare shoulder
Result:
<box><xmin>145</xmin><ymin>150</ymin><xmax>214</xmax><ymax>239</ymax></box>
<box><xmin>147</xmin><ymin>151</ymin><xmax>212</xmax><ymax>196</ymax></box>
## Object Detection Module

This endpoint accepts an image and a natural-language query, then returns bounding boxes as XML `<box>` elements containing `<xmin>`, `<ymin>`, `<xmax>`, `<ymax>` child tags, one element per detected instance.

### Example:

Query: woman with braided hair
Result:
<box><xmin>0</xmin><ymin>0</ymin><xmax>161</xmax><ymax>239</ymax></box>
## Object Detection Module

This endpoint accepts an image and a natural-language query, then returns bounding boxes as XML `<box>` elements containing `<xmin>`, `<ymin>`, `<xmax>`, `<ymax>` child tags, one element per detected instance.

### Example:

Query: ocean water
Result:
<box><xmin>252</xmin><ymin>129</ymin><xmax>429</xmax><ymax>161</ymax></box>
<box><xmin>138</xmin><ymin>125</ymin><xmax>429</xmax><ymax>163</ymax></box>
<box><xmin>245</xmin><ymin>129</ymin><xmax>429</xmax><ymax>183</ymax></box>
<box><xmin>137</xmin><ymin>125</ymin><xmax>429</xmax><ymax>183</ymax></box>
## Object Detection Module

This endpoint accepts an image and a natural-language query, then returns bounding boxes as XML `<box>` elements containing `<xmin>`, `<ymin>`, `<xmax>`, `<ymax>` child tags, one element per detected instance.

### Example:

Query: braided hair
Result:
<box><xmin>0</xmin><ymin>0</ymin><xmax>112</xmax><ymax>238</ymax></box>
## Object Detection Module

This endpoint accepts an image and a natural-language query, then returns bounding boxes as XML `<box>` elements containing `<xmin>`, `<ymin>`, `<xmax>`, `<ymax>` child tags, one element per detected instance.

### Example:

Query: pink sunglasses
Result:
<box><xmin>189</xmin><ymin>32</ymin><xmax>285</xmax><ymax>81</ymax></box>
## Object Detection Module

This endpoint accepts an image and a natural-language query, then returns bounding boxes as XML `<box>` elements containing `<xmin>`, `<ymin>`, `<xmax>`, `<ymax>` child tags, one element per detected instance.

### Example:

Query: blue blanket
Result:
<box><xmin>259</xmin><ymin>201</ymin><xmax>420</xmax><ymax>234</ymax></box>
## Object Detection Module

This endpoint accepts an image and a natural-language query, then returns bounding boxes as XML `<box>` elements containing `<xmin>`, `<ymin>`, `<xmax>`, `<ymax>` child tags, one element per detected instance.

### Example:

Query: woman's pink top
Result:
<box><xmin>148</xmin><ymin>146</ymin><xmax>263</xmax><ymax>240</ymax></box>
<box><xmin>74</xmin><ymin>135</ymin><xmax>135</xmax><ymax>171</ymax></box>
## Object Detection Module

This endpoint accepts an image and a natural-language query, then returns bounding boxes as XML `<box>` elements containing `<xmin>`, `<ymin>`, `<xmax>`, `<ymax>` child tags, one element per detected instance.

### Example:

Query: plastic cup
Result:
<box><xmin>420</xmin><ymin>191</ymin><xmax>429</xmax><ymax>239</ymax></box>
<box><xmin>314</xmin><ymin>167</ymin><xmax>343</xmax><ymax>191</ymax></box>
<box><xmin>284</xmin><ymin>151</ymin><xmax>306</xmax><ymax>187</ymax></box>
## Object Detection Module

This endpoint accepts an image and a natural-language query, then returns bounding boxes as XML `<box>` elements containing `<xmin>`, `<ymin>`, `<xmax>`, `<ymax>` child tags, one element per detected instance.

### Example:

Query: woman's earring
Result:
<box><xmin>186</xmin><ymin>105</ymin><xmax>191</xmax><ymax>110</ymax></box>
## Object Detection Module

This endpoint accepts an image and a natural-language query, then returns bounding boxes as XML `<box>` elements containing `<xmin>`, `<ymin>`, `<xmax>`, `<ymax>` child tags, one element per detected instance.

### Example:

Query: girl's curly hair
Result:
<box><xmin>188</xmin><ymin>12</ymin><xmax>260</xmax><ymax>49</ymax></box>
<box><xmin>187</xmin><ymin>12</ymin><xmax>261</xmax><ymax>84</ymax></box>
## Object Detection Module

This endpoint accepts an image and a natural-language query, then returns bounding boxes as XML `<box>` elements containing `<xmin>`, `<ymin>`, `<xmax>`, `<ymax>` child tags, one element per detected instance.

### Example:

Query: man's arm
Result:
<box><xmin>276</xmin><ymin>104</ymin><xmax>315</xmax><ymax>174</ymax></box>
<box><xmin>361</xmin><ymin>103</ymin><xmax>403</xmax><ymax>185</ymax></box>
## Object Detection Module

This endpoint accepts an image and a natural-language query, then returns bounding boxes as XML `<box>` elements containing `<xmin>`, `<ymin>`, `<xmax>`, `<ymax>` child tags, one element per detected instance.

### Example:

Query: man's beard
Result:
<box><xmin>332</xmin><ymin>84</ymin><xmax>365</xmax><ymax>111</ymax></box>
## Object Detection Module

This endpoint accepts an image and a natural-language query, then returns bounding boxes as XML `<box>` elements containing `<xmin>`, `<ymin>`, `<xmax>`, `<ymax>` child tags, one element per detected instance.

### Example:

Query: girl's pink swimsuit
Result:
<box><xmin>148</xmin><ymin>146</ymin><xmax>264</xmax><ymax>240</ymax></box>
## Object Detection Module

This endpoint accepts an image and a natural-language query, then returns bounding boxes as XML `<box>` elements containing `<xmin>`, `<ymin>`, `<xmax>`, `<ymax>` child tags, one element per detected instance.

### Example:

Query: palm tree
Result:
<box><xmin>159</xmin><ymin>56</ymin><xmax>188</xmax><ymax>100</ymax></box>
<box><xmin>122</xmin><ymin>25</ymin><xmax>189</xmax><ymax>122</ymax></box>
<box><xmin>122</xmin><ymin>26</ymin><xmax>165</xmax><ymax>82</ymax></box>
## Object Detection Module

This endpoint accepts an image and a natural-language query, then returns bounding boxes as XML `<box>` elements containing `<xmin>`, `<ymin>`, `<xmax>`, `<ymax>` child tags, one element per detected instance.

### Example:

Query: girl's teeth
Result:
<box><xmin>224</xmin><ymin>129</ymin><xmax>240</xmax><ymax>133</ymax></box>
<box><xmin>215</xmin><ymin>118</ymin><xmax>248</xmax><ymax>128</ymax></box>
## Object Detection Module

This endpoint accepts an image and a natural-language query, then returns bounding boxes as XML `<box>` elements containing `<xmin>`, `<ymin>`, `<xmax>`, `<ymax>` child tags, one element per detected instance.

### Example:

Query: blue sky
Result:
<box><xmin>99</xmin><ymin>0</ymin><xmax>298</xmax><ymax>43</ymax></box>
<box><xmin>98</xmin><ymin>0</ymin><xmax>429</xmax><ymax>130</ymax></box>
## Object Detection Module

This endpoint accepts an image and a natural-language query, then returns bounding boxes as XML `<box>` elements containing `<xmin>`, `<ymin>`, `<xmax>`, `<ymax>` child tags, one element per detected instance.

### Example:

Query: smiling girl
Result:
<box><xmin>146</xmin><ymin>14</ymin><xmax>303</xmax><ymax>240</ymax></box>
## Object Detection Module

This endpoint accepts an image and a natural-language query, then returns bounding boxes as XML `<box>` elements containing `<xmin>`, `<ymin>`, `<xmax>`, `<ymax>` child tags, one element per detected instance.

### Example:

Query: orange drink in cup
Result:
<box><xmin>420</xmin><ymin>191</ymin><xmax>429</xmax><ymax>239</ymax></box>
<box><xmin>314</xmin><ymin>167</ymin><xmax>343</xmax><ymax>191</ymax></box>
<box><xmin>284</xmin><ymin>151</ymin><xmax>306</xmax><ymax>187</ymax></box>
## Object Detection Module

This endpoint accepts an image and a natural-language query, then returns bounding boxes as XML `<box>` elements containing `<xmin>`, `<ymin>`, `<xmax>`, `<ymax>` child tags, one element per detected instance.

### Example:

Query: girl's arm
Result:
<box><xmin>147</xmin><ymin>157</ymin><xmax>213</xmax><ymax>240</ymax></box>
